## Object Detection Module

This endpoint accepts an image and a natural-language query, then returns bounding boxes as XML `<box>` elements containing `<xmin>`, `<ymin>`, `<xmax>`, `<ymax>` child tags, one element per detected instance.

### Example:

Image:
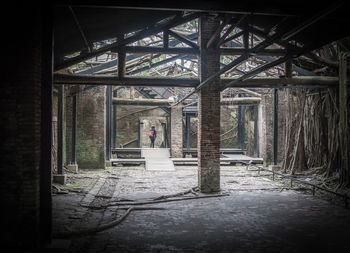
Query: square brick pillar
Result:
<box><xmin>74</xmin><ymin>86</ymin><xmax>106</xmax><ymax>169</ymax></box>
<box><xmin>198</xmin><ymin>14</ymin><xmax>221</xmax><ymax>192</ymax></box>
<box><xmin>171</xmin><ymin>104</ymin><xmax>183</xmax><ymax>157</ymax></box>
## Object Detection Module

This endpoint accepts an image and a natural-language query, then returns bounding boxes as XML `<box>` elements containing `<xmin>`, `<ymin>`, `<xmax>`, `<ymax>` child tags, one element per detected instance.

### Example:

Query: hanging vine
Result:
<box><xmin>282</xmin><ymin>88</ymin><xmax>340</xmax><ymax>180</ymax></box>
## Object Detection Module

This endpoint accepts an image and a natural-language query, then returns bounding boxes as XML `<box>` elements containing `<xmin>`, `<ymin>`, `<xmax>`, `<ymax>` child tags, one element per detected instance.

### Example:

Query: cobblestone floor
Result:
<box><xmin>52</xmin><ymin>166</ymin><xmax>350</xmax><ymax>253</ymax></box>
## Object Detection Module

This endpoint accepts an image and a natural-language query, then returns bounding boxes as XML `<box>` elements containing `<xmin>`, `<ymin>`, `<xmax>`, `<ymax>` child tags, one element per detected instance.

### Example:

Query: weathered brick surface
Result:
<box><xmin>171</xmin><ymin>104</ymin><xmax>183</xmax><ymax>157</ymax></box>
<box><xmin>69</xmin><ymin>86</ymin><xmax>106</xmax><ymax>169</ymax></box>
<box><xmin>0</xmin><ymin>10</ymin><xmax>42</xmax><ymax>246</ymax></box>
<box><xmin>198</xmin><ymin>14</ymin><xmax>221</xmax><ymax>192</ymax></box>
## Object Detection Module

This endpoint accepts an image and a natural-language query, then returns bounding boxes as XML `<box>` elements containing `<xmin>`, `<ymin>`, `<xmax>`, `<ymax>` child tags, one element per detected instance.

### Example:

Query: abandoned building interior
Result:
<box><xmin>2</xmin><ymin>0</ymin><xmax>350</xmax><ymax>252</ymax></box>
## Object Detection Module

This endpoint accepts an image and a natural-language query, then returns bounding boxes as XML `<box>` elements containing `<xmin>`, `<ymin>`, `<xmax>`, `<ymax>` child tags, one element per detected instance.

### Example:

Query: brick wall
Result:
<box><xmin>0</xmin><ymin>6</ymin><xmax>42</xmax><ymax>246</ymax></box>
<box><xmin>171</xmin><ymin>104</ymin><xmax>183</xmax><ymax>157</ymax></box>
<box><xmin>197</xmin><ymin>14</ymin><xmax>221</xmax><ymax>192</ymax></box>
<box><xmin>72</xmin><ymin>86</ymin><xmax>106</xmax><ymax>169</ymax></box>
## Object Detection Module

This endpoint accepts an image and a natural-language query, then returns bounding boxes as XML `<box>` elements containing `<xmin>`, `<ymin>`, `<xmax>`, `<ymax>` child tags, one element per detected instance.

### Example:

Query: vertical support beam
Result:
<box><xmin>112</xmin><ymin>90</ymin><xmax>117</xmax><ymax>149</ymax></box>
<box><xmin>130</xmin><ymin>87</ymin><xmax>135</xmax><ymax>99</ymax></box>
<box><xmin>253</xmin><ymin>104</ymin><xmax>259</xmax><ymax>157</ymax></box>
<box><xmin>243</xmin><ymin>29</ymin><xmax>249</xmax><ymax>51</ymax></box>
<box><xmin>186</xmin><ymin>114</ymin><xmax>191</xmax><ymax>152</ymax></box>
<box><xmin>138</xmin><ymin>120</ymin><xmax>141</xmax><ymax>148</ymax></box>
<box><xmin>106</xmin><ymin>86</ymin><xmax>112</xmax><ymax>163</ymax></box>
<box><xmin>273</xmin><ymin>88</ymin><xmax>278</xmax><ymax>165</ymax></box>
<box><xmin>285</xmin><ymin>59</ymin><xmax>293</xmax><ymax>78</ymax></box>
<box><xmin>164</xmin><ymin>122</ymin><xmax>168</xmax><ymax>148</ymax></box>
<box><xmin>71</xmin><ymin>94</ymin><xmax>77</xmax><ymax>164</ymax></box>
<box><xmin>198</xmin><ymin>14</ymin><xmax>221</xmax><ymax>192</ymax></box>
<box><xmin>339</xmin><ymin>52</ymin><xmax>350</xmax><ymax>187</ymax></box>
<box><xmin>40</xmin><ymin>4</ymin><xmax>53</xmax><ymax>242</ymax></box>
<box><xmin>57</xmin><ymin>85</ymin><xmax>64</xmax><ymax>174</ymax></box>
<box><xmin>163</xmin><ymin>30</ymin><xmax>169</xmax><ymax>48</ymax></box>
<box><xmin>118</xmin><ymin>49</ymin><xmax>126</xmax><ymax>79</ymax></box>
<box><xmin>161</xmin><ymin>122</ymin><xmax>167</xmax><ymax>148</ymax></box>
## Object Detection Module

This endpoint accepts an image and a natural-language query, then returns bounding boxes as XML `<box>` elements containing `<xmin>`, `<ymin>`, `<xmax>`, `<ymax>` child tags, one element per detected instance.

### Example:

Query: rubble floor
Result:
<box><xmin>52</xmin><ymin>165</ymin><xmax>350</xmax><ymax>253</ymax></box>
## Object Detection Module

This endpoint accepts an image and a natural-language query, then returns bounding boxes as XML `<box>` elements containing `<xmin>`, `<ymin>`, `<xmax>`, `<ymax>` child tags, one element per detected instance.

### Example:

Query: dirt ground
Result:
<box><xmin>51</xmin><ymin>165</ymin><xmax>350</xmax><ymax>252</ymax></box>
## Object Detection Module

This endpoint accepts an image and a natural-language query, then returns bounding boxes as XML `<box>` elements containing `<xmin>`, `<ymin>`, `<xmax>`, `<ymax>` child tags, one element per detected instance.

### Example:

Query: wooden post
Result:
<box><xmin>130</xmin><ymin>86</ymin><xmax>135</xmax><ymax>99</ymax></box>
<box><xmin>243</xmin><ymin>29</ymin><xmax>249</xmax><ymax>51</ymax></box>
<box><xmin>118</xmin><ymin>34</ymin><xmax>126</xmax><ymax>79</ymax></box>
<box><xmin>163</xmin><ymin>30</ymin><xmax>169</xmax><ymax>49</ymax></box>
<box><xmin>285</xmin><ymin>59</ymin><xmax>293</xmax><ymax>78</ymax></box>
<box><xmin>138</xmin><ymin>121</ymin><xmax>143</xmax><ymax>148</ymax></box>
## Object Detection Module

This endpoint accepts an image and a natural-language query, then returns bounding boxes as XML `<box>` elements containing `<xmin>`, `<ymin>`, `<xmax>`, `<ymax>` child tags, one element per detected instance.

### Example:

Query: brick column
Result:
<box><xmin>198</xmin><ymin>14</ymin><xmax>221</xmax><ymax>192</ymax></box>
<box><xmin>1</xmin><ymin>7</ymin><xmax>44</xmax><ymax>246</ymax></box>
<box><xmin>75</xmin><ymin>86</ymin><xmax>106</xmax><ymax>169</ymax></box>
<box><xmin>171</xmin><ymin>104</ymin><xmax>183</xmax><ymax>157</ymax></box>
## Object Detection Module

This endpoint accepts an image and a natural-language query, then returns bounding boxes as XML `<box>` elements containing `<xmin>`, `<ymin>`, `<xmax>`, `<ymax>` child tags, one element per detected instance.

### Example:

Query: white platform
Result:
<box><xmin>141</xmin><ymin>148</ymin><xmax>175</xmax><ymax>171</ymax></box>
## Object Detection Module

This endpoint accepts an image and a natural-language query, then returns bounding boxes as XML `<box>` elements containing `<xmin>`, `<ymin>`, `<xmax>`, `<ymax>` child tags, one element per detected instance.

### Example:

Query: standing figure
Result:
<box><xmin>149</xmin><ymin>126</ymin><xmax>157</xmax><ymax>148</ymax></box>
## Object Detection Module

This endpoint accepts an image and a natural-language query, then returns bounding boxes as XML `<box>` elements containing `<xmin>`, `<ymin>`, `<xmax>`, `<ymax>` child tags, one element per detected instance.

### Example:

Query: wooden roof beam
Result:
<box><xmin>220</xmin><ymin>76</ymin><xmax>342</xmax><ymax>88</ymax></box>
<box><xmin>55</xmin><ymin>12</ymin><xmax>201</xmax><ymax>71</ymax></box>
<box><xmin>54</xmin><ymin>73</ymin><xmax>342</xmax><ymax>88</ymax></box>
<box><xmin>54</xmin><ymin>74</ymin><xmax>199</xmax><ymax>87</ymax></box>
<box><xmin>216</xmin><ymin>15</ymin><xmax>247</xmax><ymax>47</ymax></box>
<box><xmin>167</xmin><ymin>29</ymin><xmax>199</xmax><ymax>49</ymax></box>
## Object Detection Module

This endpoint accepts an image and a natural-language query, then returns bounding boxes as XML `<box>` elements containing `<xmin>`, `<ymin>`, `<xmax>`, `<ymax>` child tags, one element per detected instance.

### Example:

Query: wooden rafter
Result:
<box><xmin>54</xmin><ymin>73</ymin><xmax>341</xmax><ymax>88</ymax></box>
<box><xmin>216</xmin><ymin>15</ymin><xmax>248</xmax><ymax>47</ymax></box>
<box><xmin>172</xmin><ymin>20</ymin><xmax>293</xmax><ymax>106</ymax></box>
<box><xmin>119</xmin><ymin>46</ymin><xmax>199</xmax><ymax>55</ymax></box>
<box><xmin>167</xmin><ymin>29</ymin><xmax>199</xmax><ymax>49</ymax></box>
<box><xmin>55</xmin><ymin>12</ymin><xmax>201</xmax><ymax>71</ymax></box>
<box><xmin>206</xmin><ymin>15</ymin><xmax>233</xmax><ymax>48</ymax></box>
